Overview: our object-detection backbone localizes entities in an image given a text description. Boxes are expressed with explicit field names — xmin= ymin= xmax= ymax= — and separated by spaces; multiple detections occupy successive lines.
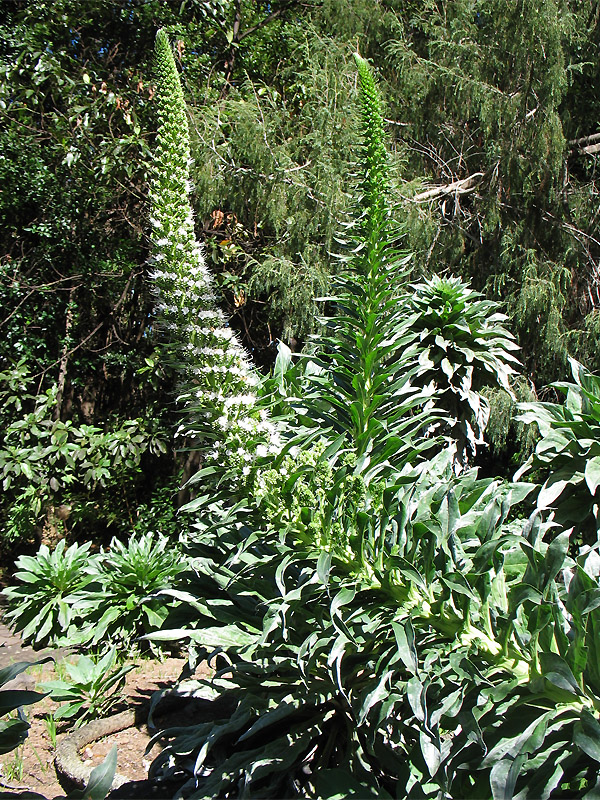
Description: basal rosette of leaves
xmin=517 ymin=357 xmax=600 ymax=548
xmin=73 ymin=530 xmax=186 ymax=652
xmin=407 ymin=275 xmax=520 ymax=465
xmin=2 ymin=540 xmax=99 ymax=648
xmin=148 ymin=459 xmax=600 ymax=799
xmin=3 ymin=532 xmax=185 ymax=653
xmin=149 ymin=29 xmax=280 ymax=478
xmin=40 ymin=648 xmax=133 ymax=726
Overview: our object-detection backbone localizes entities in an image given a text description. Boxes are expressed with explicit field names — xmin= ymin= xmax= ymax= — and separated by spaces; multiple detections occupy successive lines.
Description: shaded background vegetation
xmin=2 ymin=0 xmax=600 ymax=555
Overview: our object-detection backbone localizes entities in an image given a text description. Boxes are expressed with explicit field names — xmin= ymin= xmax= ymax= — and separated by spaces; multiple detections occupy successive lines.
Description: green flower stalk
xmin=148 ymin=29 xmax=280 ymax=473
xmin=354 ymin=53 xmax=388 ymax=239
xmin=306 ymin=54 xmax=433 ymax=473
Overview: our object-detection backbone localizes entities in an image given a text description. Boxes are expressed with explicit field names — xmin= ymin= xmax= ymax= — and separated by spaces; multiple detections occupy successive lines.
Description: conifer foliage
xmin=149 ymin=29 xmax=279 ymax=473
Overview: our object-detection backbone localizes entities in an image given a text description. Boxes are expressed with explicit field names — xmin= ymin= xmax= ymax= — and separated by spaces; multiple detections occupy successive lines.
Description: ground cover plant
xmin=139 ymin=30 xmax=600 ymax=800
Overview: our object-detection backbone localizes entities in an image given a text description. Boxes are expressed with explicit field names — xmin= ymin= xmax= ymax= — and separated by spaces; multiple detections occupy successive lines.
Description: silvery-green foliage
xmin=149 ymin=459 xmax=600 ymax=799
xmin=407 ymin=275 xmax=520 ymax=463
xmin=2 ymin=540 xmax=98 ymax=648
xmin=75 ymin=530 xmax=186 ymax=651
xmin=149 ymin=29 xmax=281 ymax=476
xmin=517 ymin=357 xmax=600 ymax=546
xmin=40 ymin=648 xmax=133 ymax=726
xmin=3 ymin=532 xmax=184 ymax=653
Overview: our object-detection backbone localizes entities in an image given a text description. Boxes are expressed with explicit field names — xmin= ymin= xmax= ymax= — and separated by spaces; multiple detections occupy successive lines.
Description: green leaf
xmin=490 ymin=755 xmax=526 ymax=800
xmin=358 ymin=669 xmax=393 ymax=725
xmin=407 ymin=676 xmax=426 ymax=722
xmin=419 ymin=730 xmax=441 ymax=776
xmin=0 ymin=717 xmax=30 ymax=755
xmin=585 ymin=456 xmax=600 ymax=495
xmin=442 ymin=573 xmax=477 ymax=600
xmin=147 ymin=625 xmax=256 ymax=650
xmin=314 ymin=767 xmax=390 ymax=798
xmin=0 ymin=690 xmax=47 ymax=716
xmin=317 ymin=551 xmax=332 ymax=585
xmin=143 ymin=603 xmax=166 ymax=628
xmin=392 ymin=621 xmax=418 ymax=674
xmin=539 ymin=652 xmax=582 ymax=696
xmin=574 ymin=710 xmax=600 ymax=762
xmin=538 ymin=474 xmax=575 ymax=507
xmin=68 ymin=744 xmax=118 ymax=799
xmin=543 ymin=531 xmax=570 ymax=586
xmin=0 ymin=658 xmax=51 ymax=689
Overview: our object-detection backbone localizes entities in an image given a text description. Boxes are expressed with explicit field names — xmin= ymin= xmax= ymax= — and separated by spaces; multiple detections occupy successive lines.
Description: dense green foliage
xmin=3 ymin=4 xmax=600 ymax=799
xmin=3 ymin=1 xmax=600 ymax=549
xmin=517 ymin=358 xmax=600 ymax=547
xmin=3 ymin=533 xmax=186 ymax=651
xmin=140 ymin=32 xmax=600 ymax=799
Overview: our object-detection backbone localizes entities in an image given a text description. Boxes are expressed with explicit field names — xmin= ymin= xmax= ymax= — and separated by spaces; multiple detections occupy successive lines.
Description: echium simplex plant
xmin=516 ymin=356 xmax=600 ymax=547
xmin=148 ymin=29 xmax=280 ymax=476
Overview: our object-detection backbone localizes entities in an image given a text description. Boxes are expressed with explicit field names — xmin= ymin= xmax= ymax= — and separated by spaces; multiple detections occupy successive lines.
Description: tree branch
xmin=237 ymin=1 xmax=299 ymax=42
xmin=412 ymin=172 xmax=485 ymax=202
xmin=569 ymin=132 xmax=600 ymax=155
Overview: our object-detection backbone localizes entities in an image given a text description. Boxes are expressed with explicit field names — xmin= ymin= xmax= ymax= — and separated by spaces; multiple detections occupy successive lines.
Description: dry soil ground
xmin=0 ymin=613 xmax=209 ymax=799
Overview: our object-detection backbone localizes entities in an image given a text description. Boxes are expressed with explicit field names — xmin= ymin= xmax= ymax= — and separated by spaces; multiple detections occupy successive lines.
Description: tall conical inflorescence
xmin=305 ymin=54 xmax=432 ymax=472
xmin=148 ymin=29 xmax=280 ymax=474
xmin=354 ymin=53 xmax=388 ymax=244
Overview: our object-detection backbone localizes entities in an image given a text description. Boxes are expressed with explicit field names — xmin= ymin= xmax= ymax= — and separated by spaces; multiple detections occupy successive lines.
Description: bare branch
xmin=569 ymin=132 xmax=600 ymax=148
xmin=412 ymin=172 xmax=485 ymax=202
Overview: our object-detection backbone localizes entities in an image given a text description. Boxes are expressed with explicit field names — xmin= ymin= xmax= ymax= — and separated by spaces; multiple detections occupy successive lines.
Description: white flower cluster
xmin=148 ymin=29 xmax=282 ymax=479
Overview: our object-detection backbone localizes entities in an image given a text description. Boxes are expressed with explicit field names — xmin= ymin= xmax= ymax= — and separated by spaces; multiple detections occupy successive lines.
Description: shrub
xmin=0 ymin=360 xmax=169 ymax=547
